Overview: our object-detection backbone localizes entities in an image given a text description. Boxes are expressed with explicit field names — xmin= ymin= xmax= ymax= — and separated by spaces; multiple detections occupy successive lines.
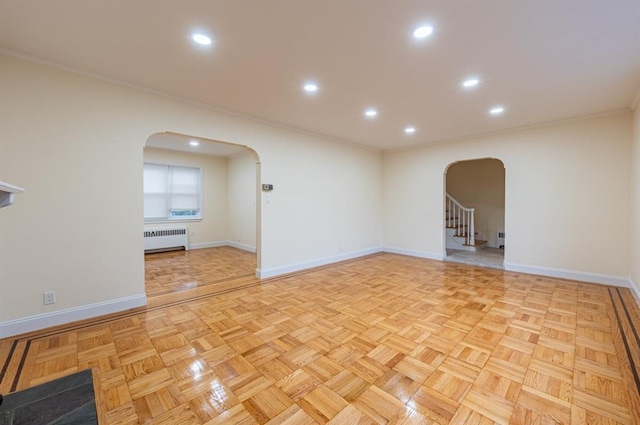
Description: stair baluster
xmin=446 ymin=193 xmax=475 ymax=246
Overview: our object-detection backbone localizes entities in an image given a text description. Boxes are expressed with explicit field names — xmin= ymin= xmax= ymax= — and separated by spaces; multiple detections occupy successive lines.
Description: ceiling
xmin=1 ymin=1 xmax=639 ymax=151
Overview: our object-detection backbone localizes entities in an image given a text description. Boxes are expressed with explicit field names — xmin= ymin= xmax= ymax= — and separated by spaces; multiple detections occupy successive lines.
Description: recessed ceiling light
xmin=191 ymin=33 xmax=212 ymax=46
xmin=462 ymin=78 xmax=479 ymax=88
xmin=413 ymin=25 xmax=433 ymax=39
xmin=404 ymin=126 xmax=416 ymax=134
xmin=364 ymin=109 xmax=378 ymax=118
xmin=189 ymin=140 xmax=200 ymax=147
xmin=303 ymin=82 xmax=318 ymax=93
xmin=489 ymin=106 xmax=505 ymax=115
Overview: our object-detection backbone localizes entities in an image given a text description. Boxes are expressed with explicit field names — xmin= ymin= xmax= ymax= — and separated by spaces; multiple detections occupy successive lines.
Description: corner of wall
xmin=630 ymin=278 xmax=640 ymax=308
xmin=256 ymin=246 xmax=383 ymax=279
xmin=382 ymin=246 xmax=444 ymax=261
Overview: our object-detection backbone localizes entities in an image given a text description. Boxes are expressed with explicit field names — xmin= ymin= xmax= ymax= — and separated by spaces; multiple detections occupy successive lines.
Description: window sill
xmin=144 ymin=218 xmax=203 ymax=224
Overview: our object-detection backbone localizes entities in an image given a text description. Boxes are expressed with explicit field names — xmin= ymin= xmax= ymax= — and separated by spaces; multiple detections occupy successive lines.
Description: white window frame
xmin=143 ymin=162 xmax=203 ymax=222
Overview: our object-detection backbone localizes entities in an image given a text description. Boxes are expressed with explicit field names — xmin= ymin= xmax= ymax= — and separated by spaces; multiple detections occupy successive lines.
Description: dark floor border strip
xmin=0 ymin=268 xmax=310 ymax=385
xmin=616 ymin=288 xmax=640 ymax=349
xmin=150 ymin=273 xmax=256 ymax=297
xmin=0 ymin=340 xmax=18 ymax=383
xmin=1 ymin=276 xmax=290 ymax=389
xmin=7 ymin=253 xmax=382 ymax=343
xmin=11 ymin=340 xmax=30 ymax=392
xmin=17 ymin=280 xmax=268 ymax=341
xmin=608 ymin=288 xmax=640 ymax=394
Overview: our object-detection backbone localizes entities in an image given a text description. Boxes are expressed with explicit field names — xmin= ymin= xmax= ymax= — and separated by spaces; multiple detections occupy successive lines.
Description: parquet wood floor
xmin=145 ymin=246 xmax=257 ymax=299
xmin=2 ymin=253 xmax=640 ymax=424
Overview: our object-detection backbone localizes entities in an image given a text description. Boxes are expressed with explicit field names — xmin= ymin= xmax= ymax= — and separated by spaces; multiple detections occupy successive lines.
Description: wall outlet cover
xmin=43 ymin=291 xmax=56 ymax=305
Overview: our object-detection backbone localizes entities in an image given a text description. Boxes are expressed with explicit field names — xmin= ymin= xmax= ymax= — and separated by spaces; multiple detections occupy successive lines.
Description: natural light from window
xmin=143 ymin=163 xmax=202 ymax=221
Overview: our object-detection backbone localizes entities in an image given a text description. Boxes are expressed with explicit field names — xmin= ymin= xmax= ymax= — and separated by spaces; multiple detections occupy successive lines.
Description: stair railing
xmin=446 ymin=193 xmax=475 ymax=245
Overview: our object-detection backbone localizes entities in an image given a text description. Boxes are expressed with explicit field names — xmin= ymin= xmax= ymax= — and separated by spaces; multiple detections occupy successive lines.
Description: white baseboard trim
xmin=226 ymin=241 xmax=257 ymax=253
xmin=189 ymin=241 xmax=227 ymax=250
xmin=0 ymin=293 xmax=147 ymax=339
xmin=382 ymin=246 xmax=444 ymax=261
xmin=628 ymin=278 xmax=640 ymax=307
xmin=257 ymin=247 xmax=383 ymax=279
xmin=504 ymin=261 xmax=631 ymax=288
xmin=189 ymin=241 xmax=256 ymax=253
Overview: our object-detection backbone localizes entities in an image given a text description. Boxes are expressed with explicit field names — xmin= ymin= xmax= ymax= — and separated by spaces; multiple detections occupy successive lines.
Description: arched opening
xmin=143 ymin=131 xmax=262 ymax=301
xmin=443 ymin=158 xmax=505 ymax=269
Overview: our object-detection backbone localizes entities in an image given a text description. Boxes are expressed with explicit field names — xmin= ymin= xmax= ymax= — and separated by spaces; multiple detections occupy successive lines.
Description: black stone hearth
xmin=0 ymin=369 xmax=97 ymax=425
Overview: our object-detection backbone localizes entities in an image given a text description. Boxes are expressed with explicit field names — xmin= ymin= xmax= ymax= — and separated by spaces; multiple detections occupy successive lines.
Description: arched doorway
xmin=142 ymin=132 xmax=262 ymax=301
xmin=444 ymin=158 xmax=505 ymax=269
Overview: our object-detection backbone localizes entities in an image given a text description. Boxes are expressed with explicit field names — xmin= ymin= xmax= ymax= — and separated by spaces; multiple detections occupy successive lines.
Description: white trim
xmin=628 ymin=278 xmax=640 ymax=307
xmin=0 ymin=181 xmax=24 ymax=209
xmin=0 ymin=181 xmax=24 ymax=193
xmin=189 ymin=241 xmax=228 ymax=250
xmin=0 ymin=293 xmax=147 ymax=339
xmin=256 ymin=247 xmax=383 ymax=279
xmin=382 ymin=246 xmax=444 ymax=261
xmin=504 ymin=261 xmax=631 ymax=287
xmin=188 ymin=241 xmax=256 ymax=252
xmin=226 ymin=241 xmax=257 ymax=253
xmin=386 ymin=109 xmax=630 ymax=152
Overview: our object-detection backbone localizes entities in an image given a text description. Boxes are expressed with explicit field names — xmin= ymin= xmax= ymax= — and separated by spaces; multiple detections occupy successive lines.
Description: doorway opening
xmin=143 ymin=132 xmax=262 ymax=304
xmin=443 ymin=158 xmax=505 ymax=269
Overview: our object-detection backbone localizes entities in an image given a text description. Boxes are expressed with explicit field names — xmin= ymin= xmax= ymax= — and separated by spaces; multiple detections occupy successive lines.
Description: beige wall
xmin=446 ymin=159 xmax=505 ymax=248
xmin=631 ymin=105 xmax=640 ymax=292
xmin=383 ymin=112 xmax=632 ymax=279
xmin=228 ymin=151 xmax=257 ymax=250
xmin=0 ymin=51 xmax=635 ymax=334
xmin=143 ymin=147 xmax=228 ymax=247
xmin=0 ymin=54 xmax=382 ymax=330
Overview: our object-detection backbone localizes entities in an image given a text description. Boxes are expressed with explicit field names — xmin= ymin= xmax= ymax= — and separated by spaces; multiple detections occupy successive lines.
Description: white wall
xmin=143 ymin=147 xmax=228 ymax=247
xmin=0 ymin=54 xmax=383 ymax=335
xmin=384 ymin=112 xmax=632 ymax=282
xmin=446 ymin=159 xmax=505 ymax=247
xmin=227 ymin=151 xmax=257 ymax=251
xmin=631 ymin=105 xmax=640 ymax=293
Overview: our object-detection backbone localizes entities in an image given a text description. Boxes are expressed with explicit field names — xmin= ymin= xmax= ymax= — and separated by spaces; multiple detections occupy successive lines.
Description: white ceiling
xmin=1 ymin=1 xmax=639 ymax=150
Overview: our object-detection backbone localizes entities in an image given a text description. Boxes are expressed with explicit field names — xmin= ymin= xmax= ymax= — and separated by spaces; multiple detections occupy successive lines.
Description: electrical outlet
xmin=43 ymin=290 xmax=56 ymax=305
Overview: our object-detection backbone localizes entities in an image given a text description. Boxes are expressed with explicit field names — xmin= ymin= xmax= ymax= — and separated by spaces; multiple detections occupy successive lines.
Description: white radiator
xmin=144 ymin=227 xmax=189 ymax=252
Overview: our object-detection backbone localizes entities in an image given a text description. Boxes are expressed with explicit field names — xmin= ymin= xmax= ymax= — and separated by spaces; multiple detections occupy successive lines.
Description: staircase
xmin=445 ymin=193 xmax=487 ymax=252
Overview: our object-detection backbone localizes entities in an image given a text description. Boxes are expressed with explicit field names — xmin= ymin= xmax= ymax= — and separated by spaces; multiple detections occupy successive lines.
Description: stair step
xmin=463 ymin=239 xmax=487 ymax=247
xmin=450 ymin=231 xmax=478 ymax=237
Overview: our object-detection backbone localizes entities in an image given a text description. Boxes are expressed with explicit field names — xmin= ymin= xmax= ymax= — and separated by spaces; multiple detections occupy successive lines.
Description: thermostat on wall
xmin=262 ymin=184 xmax=273 ymax=191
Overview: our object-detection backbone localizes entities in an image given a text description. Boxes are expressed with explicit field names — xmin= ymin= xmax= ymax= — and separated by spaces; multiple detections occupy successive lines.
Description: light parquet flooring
xmin=145 ymin=246 xmax=257 ymax=299
xmin=2 ymin=253 xmax=640 ymax=424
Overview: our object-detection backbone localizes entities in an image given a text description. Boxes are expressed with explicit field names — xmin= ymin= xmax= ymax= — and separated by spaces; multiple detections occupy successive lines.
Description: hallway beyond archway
xmin=444 ymin=158 xmax=505 ymax=269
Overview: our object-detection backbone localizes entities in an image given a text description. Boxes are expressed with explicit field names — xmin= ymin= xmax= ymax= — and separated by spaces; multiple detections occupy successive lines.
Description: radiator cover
xmin=144 ymin=227 xmax=189 ymax=252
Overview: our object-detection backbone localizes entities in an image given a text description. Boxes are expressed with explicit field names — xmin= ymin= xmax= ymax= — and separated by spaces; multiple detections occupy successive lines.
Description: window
xmin=144 ymin=163 xmax=202 ymax=221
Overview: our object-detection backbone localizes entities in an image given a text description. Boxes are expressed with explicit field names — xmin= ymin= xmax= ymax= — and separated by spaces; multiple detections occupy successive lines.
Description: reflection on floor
xmin=145 ymin=246 xmax=257 ymax=306
xmin=2 ymin=253 xmax=639 ymax=424
xmin=445 ymin=247 xmax=504 ymax=269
